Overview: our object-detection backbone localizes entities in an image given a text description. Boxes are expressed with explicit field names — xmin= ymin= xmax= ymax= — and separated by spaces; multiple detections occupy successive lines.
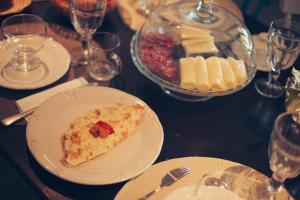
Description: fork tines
xmin=169 ymin=167 xmax=191 ymax=180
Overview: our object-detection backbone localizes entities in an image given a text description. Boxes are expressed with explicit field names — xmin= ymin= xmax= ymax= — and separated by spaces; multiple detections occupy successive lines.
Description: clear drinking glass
xmin=192 ymin=170 xmax=260 ymax=200
xmin=255 ymin=19 xmax=300 ymax=98
xmin=1 ymin=14 xmax=48 ymax=83
xmin=253 ymin=112 xmax=300 ymax=200
xmin=69 ymin=0 xmax=107 ymax=66
xmin=87 ymin=32 xmax=122 ymax=81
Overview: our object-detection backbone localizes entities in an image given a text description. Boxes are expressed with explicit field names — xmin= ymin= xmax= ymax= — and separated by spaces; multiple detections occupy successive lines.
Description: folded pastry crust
xmin=61 ymin=102 xmax=145 ymax=167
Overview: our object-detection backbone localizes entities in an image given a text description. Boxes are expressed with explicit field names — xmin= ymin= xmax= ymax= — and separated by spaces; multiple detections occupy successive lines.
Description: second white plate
xmin=0 ymin=37 xmax=70 ymax=90
xmin=26 ymin=86 xmax=164 ymax=185
xmin=115 ymin=157 xmax=292 ymax=200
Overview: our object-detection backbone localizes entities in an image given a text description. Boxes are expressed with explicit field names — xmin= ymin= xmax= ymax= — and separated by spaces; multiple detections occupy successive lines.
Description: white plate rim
xmin=26 ymin=86 xmax=164 ymax=185
xmin=0 ymin=37 xmax=70 ymax=90
xmin=114 ymin=156 xmax=291 ymax=200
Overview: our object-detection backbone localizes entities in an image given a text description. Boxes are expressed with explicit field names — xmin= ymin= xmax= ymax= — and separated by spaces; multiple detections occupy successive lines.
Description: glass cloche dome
xmin=131 ymin=0 xmax=256 ymax=102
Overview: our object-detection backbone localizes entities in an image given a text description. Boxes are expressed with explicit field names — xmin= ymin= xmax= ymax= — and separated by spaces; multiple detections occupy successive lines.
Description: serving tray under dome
xmin=131 ymin=0 xmax=256 ymax=102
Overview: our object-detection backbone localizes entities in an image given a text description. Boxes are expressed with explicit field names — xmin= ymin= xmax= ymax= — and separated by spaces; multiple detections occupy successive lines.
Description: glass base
xmin=162 ymin=88 xmax=212 ymax=102
xmin=255 ymin=79 xmax=284 ymax=98
xmin=251 ymin=180 xmax=290 ymax=200
xmin=1 ymin=58 xmax=48 ymax=83
xmin=70 ymin=46 xmax=89 ymax=66
xmin=88 ymin=60 xmax=117 ymax=82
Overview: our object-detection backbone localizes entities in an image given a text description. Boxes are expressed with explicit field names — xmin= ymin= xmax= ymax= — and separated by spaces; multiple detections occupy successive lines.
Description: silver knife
xmin=1 ymin=108 xmax=36 ymax=126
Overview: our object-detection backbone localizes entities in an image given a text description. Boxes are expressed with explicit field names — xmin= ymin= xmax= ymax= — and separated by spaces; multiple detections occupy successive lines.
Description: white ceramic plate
xmin=115 ymin=157 xmax=292 ymax=200
xmin=26 ymin=86 xmax=164 ymax=185
xmin=164 ymin=185 xmax=244 ymax=200
xmin=0 ymin=37 xmax=70 ymax=90
xmin=115 ymin=157 xmax=240 ymax=200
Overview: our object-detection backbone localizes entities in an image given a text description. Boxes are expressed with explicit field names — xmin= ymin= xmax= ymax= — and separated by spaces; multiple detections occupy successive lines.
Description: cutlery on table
xmin=1 ymin=108 xmax=35 ymax=126
xmin=138 ymin=167 xmax=191 ymax=200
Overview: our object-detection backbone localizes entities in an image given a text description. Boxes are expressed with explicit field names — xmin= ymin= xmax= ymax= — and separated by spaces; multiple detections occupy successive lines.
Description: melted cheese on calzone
xmin=61 ymin=102 xmax=145 ymax=167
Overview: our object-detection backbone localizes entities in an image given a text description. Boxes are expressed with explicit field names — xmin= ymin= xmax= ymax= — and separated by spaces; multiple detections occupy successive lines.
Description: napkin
xmin=16 ymin=77 xmax=88 ymax=114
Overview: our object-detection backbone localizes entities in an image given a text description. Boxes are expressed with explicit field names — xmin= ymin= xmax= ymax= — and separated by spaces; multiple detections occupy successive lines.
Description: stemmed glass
xmin=1 ymin=14 xmax=48 ymax=83
xmin=69 ymin=0 xmax=107 ymax=66
xmin=255 ymin=19 xmax=300 ymax=98
xmin=253 ymin=111 xmax=300 ymax=200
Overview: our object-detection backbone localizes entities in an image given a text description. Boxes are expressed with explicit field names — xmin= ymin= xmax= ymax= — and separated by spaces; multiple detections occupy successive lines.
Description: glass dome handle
xmin=189 ymin=0 xmax=218 ymax=24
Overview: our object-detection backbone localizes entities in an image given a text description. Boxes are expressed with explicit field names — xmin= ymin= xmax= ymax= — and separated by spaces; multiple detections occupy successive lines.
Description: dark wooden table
xmin=0 ymin=2 xmax=299 ymax=200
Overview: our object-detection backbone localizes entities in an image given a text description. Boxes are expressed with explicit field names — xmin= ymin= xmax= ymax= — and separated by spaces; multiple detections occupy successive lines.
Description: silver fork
xmin=138 ymin=167 xmax=191 ymax=200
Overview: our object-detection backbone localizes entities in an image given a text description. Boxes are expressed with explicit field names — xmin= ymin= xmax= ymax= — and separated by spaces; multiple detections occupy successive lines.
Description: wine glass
xmin=255 ymin=19 xmax=300 ymax=98
xmin=1 ymin=14 xmax=48 ymax=83
xmin=253 ymin=111 xmax=300 ymax=200
xmin=69 ymin=0 xmax=107 ymax=66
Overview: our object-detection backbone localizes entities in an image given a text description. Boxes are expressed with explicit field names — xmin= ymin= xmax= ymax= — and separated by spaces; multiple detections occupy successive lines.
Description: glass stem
xmin=267 ymin=66 xmax=281 ymax=86
xmin=16 ymin=55 xmax=28 ymax=72
xmin=16 ymin=52 xmax=34 ymax=72
xmin=267 ymin=173 xmax=285 ymax=193
xmin=81 ymin=37 xmax=91 ymax=66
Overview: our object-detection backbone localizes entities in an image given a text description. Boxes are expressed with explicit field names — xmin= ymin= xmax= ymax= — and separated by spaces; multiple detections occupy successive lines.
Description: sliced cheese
xmin=180 ymin=31 xmax=212 ymax=40
xmin=195 ymin=56 xmax=210 ymax=90
xmin=180 ymin=25 xmax=211 ymax=35
xmin=179 ymin=57 xmax=197 ymax=90
xmin=181 ymin=36 xmax=215 ymax=45
xmin=206 ymin=57 xmax=225 ymax=91
xmin=227 ymin=57 xmax=247 ymax=85
xmin=183 ymin=41 xmax=219 ymax=56
xmin=219 ymin=58 xmax=237 ymax=89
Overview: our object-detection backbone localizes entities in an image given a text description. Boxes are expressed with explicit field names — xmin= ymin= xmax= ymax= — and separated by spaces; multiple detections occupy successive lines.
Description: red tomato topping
xmin=89 ymin=120 xmax=114 ymax=138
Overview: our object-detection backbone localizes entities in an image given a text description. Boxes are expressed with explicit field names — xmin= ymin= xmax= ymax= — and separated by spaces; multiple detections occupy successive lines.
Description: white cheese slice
xmin=179 ymin=25 xmax=211 ymax=39
xmin=227 ymin=57 xmax=247 ymax=85
xmin=180 ymin=25 xmax=211 ymax=34
xmin=195 ymin=56 xmax=210 ymax=90
xmin=219 ymin=58 xmax=237 ymax=89
xmin=182 ymin=36 xmax=215 ymax=45
xmin=183 ymin=41 xmax=219 ymax=56
xmin=180 ymin=32 xmax=212 ymax=40
xmin=179 ymin=57 xmax=197 ymax=90
xmin=206 ymin=56 xmax=225 ymax=91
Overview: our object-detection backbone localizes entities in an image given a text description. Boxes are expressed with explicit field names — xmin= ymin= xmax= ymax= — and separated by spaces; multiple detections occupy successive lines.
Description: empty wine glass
xmin=255 ymin=19 xmax=300 ymax=98
xmin=253 ymin=111 xmax=300 ymax=200
xmin=1 ymin=14 xmax=48 ymax=83
xmin=69 ymin=0 xmax=107 ymax=66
